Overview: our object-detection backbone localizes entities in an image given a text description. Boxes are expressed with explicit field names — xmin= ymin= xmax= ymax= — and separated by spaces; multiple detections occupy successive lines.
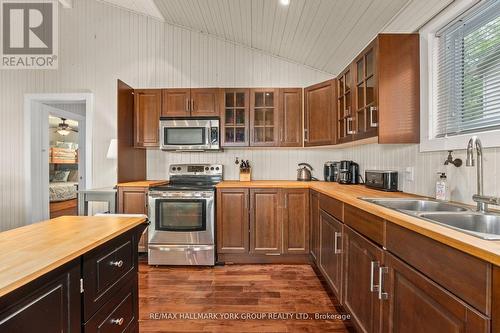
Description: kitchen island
xmin=0 ymin=215 xmax=147 ymax=332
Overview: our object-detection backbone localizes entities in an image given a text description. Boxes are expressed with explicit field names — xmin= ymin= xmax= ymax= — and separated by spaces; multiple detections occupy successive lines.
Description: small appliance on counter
xmin=365 ymin=170 xmax=399 ymax=191
xmin=324 ymin=161 xmax=340 ymax=182
xmin=297 ymin=163 xmax=317 ymax=181
xmin=338 ymin=160 xmax=360 ymax=184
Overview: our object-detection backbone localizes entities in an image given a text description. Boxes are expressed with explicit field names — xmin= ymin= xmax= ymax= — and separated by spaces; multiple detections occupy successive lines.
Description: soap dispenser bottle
xmin=435 ymin=172 xmax=450 ymax=201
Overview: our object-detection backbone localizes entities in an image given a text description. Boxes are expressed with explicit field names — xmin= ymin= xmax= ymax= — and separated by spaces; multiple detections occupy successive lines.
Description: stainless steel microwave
xmin=160 ymin=117 xmax=220 ymax=151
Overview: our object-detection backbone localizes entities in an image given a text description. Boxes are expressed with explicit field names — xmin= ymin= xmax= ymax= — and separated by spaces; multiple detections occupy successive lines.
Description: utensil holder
xmin=239 ymin=168 xmax=251 ymax=182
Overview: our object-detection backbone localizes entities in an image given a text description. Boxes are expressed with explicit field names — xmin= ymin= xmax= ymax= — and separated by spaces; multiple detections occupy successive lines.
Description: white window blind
xmin=434 ymin=0 xmax=500 ymax=138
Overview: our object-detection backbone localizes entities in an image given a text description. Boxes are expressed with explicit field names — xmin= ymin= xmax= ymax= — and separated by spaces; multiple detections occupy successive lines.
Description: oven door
xmin=148 ymin=191 xmax=214 ymax=245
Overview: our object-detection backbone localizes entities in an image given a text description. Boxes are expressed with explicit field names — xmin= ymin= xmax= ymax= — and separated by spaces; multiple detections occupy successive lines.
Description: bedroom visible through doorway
xmin=48 ymin=114 xmax=80 ymax=218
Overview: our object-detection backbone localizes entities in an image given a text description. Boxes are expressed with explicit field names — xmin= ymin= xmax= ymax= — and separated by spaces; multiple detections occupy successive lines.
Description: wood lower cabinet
xmin=279 ymin=88 xmax=303 ymax=147
xmin=282 ymin=189 xmax=309 ymax=254
xmin=117 ymin=186 xmax=148 ymax=252
xmin=304 ymin=80 xmax=336 ymax=146
xmin=134 ymin=89 xmax=161 ymax=148
xmin=319 ymin=210 xmax=343 ymax=300
xmin=381 ymin=253 xmax=489 ymax=333
xmin=310 ymin=191 xmax=320 ymax=260
xmin=216 ymin=188 xmax=249 ymax=254
xmin=250 ymin=189 xmax=281 ymax=254
xmin=343 ymin=225 xmax=383 ymax=333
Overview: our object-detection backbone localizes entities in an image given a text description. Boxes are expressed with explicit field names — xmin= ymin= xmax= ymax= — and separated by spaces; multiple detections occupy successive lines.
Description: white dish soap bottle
xmin=435 ymin=172 xmax=450 ymax=201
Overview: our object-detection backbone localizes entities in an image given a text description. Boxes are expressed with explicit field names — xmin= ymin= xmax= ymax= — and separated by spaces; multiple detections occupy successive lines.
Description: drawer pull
xmin=111 ymin=317 xmax=124 ymax=326
xmin=110 ymin=260 xmax=124 ymax=268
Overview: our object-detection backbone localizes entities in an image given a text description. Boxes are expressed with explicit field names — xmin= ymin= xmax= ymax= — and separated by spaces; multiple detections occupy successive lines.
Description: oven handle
xmin=149 ymin=192 xmax=214 ymax=199
xmin=149 ymin=245 xmax=214 ymax=252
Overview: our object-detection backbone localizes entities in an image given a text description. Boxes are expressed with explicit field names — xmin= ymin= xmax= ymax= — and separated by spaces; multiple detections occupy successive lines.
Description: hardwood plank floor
xmin=139 ymin=260 xmax=354 ymax=332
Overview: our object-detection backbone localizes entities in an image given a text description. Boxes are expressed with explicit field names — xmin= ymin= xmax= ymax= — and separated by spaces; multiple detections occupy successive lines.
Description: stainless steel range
xmin=148 ymin=164 xmax=222 ymax=266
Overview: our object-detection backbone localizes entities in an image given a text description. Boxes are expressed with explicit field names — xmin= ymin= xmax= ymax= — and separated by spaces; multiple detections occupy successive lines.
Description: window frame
xmin=420 ymin=0 xmax=500 ymax=152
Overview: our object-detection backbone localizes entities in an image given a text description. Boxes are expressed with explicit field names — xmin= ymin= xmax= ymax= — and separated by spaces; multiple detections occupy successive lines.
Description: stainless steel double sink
xmin=361 ymin=198 xmax=500 ymax=240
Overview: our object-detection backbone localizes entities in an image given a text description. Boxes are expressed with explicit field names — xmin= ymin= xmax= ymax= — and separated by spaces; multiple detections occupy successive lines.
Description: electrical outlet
xmin=405 ymin=167 xmax=415 ymax=182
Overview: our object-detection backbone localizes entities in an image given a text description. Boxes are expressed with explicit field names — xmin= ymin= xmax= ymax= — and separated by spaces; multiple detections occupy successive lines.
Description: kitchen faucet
xmin=465 ymin=136 xmax=500 ymax=212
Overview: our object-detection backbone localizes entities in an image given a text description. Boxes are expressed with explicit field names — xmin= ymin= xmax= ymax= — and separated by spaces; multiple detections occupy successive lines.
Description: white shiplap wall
xmin=0 ymin=0 xmax=329 ymax=231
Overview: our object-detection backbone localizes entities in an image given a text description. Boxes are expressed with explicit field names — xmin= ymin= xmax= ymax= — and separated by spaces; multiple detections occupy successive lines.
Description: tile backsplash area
xmin=147 ymin=144 xmax=499 ymax=205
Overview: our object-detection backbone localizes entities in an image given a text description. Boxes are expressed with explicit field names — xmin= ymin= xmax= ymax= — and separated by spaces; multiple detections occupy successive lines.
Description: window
xmin=433 ymin=0 xmax=500 ymax=139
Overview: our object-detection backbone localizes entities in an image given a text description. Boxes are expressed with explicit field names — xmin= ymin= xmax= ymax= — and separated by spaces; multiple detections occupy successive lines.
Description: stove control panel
xmin=169 ymin=164 xmax=223 ymax=176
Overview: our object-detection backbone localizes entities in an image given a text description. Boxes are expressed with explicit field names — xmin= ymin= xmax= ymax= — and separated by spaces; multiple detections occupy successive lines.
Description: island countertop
xmin=216 ymin=180 xmax=500 ymax=266
xmin=0 ymin=215 xmax=147 ymax=298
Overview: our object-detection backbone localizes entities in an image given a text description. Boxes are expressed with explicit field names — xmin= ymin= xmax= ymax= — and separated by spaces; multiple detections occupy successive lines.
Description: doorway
xmin=24 ymin=93 xmax=94 ymax=223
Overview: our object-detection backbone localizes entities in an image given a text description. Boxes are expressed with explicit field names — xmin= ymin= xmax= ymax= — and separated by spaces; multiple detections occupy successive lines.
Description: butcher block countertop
xmin=116 ymin=180 xmax=168 ymax=187
xmin=0 ymin=215 xmax=147 ymax=298
xmin=217 ymin=180 xmax=500 ymax=266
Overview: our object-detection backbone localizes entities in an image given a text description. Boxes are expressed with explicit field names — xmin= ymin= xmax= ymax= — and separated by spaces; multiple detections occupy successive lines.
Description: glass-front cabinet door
xmin=250 ymin=89 xmax=279 ymax=146
xmin=221 ymin=89 xmax=249 ymax=147
xmin=354 ymin=43 xmax=378 ymax=139
xmin=337 ymin=66 xmax=354 ymax=143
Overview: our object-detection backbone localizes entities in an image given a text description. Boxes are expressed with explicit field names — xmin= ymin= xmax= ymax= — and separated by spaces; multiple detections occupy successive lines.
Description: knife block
xmin=239 ymin=168 xmax=251 ymax=182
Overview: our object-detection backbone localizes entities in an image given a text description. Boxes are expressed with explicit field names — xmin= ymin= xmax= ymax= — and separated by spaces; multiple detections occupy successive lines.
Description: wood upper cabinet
xmin=343 ymin=34 xmax=419 ymax=144
xmin=310 ymin=191 xmax=320 ymax=260
xmin=319 ymin=210 xmax=343 ymax=300
xmin=221 ymin=88 xmax=250 ymax=147
xmin=190 ymin=88 xmax=219 ymax=116
xmin=336 ymin=66 xmax=354 ymax=144
xmin=250 ymin=188 xmax=281 ymax=254
xmin=162 ymin=89 xmax=190 ymax=117
xmin=134 ymin=89 xmax=161 ymax=148
xmin=279 ymin=88 xmax=303 ymax=147
xmin=343 ymin=225 xmax=383 ymax=333
xmin=353 ymin=41 xmax=378 ymax=140
xmin=250 ymin=89 xmax=280 ymax=147
xmin=282 ymin=189 xmax=309 ymax=254
xmin=304 ymin=79 xmax=336 ymax=146
xmin=216 ymin=189 xmax=249 ymax=254
xmin=381 ymin=253 xmax=489 ymax=333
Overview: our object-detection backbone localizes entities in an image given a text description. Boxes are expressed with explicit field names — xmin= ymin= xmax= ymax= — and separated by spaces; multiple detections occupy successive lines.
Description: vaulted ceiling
xmin=98 ymin=0 xmax=453 ymax=74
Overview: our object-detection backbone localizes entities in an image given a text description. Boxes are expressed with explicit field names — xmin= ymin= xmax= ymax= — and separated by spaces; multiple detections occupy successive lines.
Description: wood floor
xmin=138 ymin=260 xmax=353 ymax=333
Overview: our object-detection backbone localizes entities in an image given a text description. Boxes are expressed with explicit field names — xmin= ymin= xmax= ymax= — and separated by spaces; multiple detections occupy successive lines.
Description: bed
xmin=49 ymin=170 xmax=79 ymax=218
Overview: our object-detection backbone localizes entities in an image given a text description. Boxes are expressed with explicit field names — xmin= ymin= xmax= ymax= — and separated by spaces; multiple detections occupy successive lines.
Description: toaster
xmin=365 ymin=170 xmax=398 ymax=191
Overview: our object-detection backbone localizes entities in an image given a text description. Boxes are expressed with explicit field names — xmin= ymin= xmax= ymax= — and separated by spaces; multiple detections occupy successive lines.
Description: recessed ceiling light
xmin=280 ymin=0 xmax=290 ymax=6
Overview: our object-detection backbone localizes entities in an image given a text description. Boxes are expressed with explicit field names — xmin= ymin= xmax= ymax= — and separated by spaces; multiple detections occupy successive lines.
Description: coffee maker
xmin=338 ymin=161 xmax=360 ymax=184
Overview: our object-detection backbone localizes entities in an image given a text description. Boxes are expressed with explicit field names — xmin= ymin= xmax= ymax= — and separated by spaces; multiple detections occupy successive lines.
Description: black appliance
xmin=365 ymin=170 xmax=398 ymax=191
xmin=324 ymin=161 xmax=340 ymax=182
xmin=338 ymin=161 xmax=360 ymax=184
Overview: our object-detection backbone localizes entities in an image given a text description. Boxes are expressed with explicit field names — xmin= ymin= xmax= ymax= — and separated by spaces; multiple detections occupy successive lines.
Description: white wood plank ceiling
xmin=152 ymin=0 xmax=403 ymax=74
xmin=98 ymin=0 xmax=453 ymax=74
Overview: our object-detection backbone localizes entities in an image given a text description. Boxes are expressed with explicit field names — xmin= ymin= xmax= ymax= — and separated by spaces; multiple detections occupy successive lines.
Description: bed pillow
xmin=68 ymin=170 xmax=79 ymax=182
xmin=52 ymin=170 xmax=70 ymax=182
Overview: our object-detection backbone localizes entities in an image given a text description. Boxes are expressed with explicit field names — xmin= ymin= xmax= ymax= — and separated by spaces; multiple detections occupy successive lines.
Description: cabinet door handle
xmin=110 ymin=260 xmax=124 ymax=268
xmin=186 ymin=99 xmax=190 ymax=113
xmin=370 ymin=261 xmax=380 ymax=292
xmin=304 ymin=128 xmax=309 ymax=142
xmin=191 ymin=99 xmax=195 ymax=112
xmin=347 ymin=117 xmax=354 ymax=135
xmin=378 ymin=266 xmax=389 ymax=300
xmin=111 ymin=318 xmax=124 ymax=326
xmin=370 ymin=106 xmax=378 ymax=127
xmin=280 ymin=128 xmax=283 ymax=142
xmin=334 ymin=232 xmax=342 ymax=254
xmin=265 ymin=253 xmax=280 ymax=256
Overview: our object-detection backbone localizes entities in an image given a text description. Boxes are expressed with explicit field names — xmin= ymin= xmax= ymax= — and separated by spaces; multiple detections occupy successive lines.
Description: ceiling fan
xmin=55 ymin=118 xmax=78 ymax=136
